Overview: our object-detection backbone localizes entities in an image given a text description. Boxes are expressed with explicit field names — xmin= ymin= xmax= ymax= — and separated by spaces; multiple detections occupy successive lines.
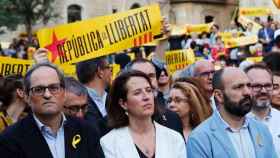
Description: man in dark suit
xmin=0 ymin=63 xmax=104 ymax=158
xmin=76 ymin=57 xmax=112 ymax=136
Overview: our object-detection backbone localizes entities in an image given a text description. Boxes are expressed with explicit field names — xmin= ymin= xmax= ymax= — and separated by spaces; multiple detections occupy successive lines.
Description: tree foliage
xmin=0 ymin=0 xmax=58 ymax=42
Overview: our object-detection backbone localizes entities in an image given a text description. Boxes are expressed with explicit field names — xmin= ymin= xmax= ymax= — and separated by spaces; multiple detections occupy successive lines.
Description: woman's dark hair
xmin=0 ymin=74 xmax=24 ymax=112
xmin=107 ymin=70 xmax=158 ymax=129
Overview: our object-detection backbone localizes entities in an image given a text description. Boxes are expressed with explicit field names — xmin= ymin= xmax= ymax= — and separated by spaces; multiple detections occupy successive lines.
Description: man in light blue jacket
xmin=187 ymin=67 xmax=277 ymax=158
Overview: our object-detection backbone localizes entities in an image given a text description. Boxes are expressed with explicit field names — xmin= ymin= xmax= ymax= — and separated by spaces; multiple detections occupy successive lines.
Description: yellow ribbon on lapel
xmin=72 ymin=134 xmax=81 ymax=149
xmin=256 ymin=133 xmax=263 ymax=147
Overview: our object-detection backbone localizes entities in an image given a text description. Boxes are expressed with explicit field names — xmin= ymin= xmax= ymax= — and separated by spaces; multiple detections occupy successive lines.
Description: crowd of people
xmin=0 ymin=15 xmax=280 ymax=158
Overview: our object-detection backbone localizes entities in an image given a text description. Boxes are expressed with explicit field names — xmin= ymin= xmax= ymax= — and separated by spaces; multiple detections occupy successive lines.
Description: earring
xmin=125 ymin=111 xmax=128 ymax=116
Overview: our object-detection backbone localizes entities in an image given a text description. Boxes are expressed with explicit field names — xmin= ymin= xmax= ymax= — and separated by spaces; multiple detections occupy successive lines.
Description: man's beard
xmin=254 ymin=99 xmax=271 ymax=110
xmin=223 ymin=93 xmax=252 ymax=117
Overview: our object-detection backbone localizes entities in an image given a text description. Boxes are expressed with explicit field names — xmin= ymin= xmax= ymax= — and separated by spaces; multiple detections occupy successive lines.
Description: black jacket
xmin=0 ymin=114 xmax=104 ymax=158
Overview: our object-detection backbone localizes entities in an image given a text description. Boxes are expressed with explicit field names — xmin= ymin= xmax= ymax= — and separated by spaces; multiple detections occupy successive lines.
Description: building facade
xmin=1 ymin=0 xmax=279 ymax=42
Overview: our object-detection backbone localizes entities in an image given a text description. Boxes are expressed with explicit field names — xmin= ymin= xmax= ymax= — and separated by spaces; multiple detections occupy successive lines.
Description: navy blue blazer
xmin=0 ymin=114 xmax=104 ymax=158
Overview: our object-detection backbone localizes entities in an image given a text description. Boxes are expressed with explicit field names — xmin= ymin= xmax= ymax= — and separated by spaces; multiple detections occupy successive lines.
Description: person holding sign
xmin=101 ymin=70 xmax=186 ymax=158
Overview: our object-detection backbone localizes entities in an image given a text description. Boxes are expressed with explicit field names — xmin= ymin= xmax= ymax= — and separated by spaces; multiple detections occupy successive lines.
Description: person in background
xmin=0 ymin=74 xmax=27 ymax=132
xmin=63 ymin=77 xmax=88 ymax=119
xmin=101 ymin=70 xmax=186 ymax=158
xmin=76 ymin=57 xmax=112 ymax=136
xmin=168 ymin=77 xmax=212 ymax=143
xmin=245 ymin=64 xmax=280 ymax=157
xmin=187 ymin=67 xmax=277 ymax=158
xmin=272 ymin=72 xmax=280 ymax=110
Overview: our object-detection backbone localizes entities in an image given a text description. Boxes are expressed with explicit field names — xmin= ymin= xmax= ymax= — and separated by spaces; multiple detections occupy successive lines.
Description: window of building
xmin=67 ymin=4 xmax=82 ymax=23
xmin=130 ymin=3 xmax=141 ymax=9
xmin=205 ymin=15 xmax=214 ymax=23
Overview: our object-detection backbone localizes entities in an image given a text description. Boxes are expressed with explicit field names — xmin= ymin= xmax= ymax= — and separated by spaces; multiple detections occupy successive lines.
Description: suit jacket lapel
xmin=21 ymin=115 xmax=53 ymax=158
xmin=117 ymin=127 xmax=140 ymax=158
xmin=210 ymin=112 xmax=238 ymax=158
xmin=248 ymin=120 xmax=264 ymax=158
xmin=64 ymin=118 xmax=82 ymax=158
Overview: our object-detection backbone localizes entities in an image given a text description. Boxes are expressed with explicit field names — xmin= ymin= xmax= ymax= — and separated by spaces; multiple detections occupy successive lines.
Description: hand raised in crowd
xmin=33 ymin=48 xmax=50 ymax=64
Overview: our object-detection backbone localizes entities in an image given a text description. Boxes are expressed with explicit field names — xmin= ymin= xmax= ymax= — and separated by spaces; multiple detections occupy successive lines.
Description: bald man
xmin=187 ymin=67 xmax=277 ymax=158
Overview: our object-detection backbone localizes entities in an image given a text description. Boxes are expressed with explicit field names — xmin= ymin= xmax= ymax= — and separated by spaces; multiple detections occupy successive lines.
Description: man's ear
xmin=213 ymin=89 xmax=224 ymax=105
xmin=96 ymin=67 xmax=104 ymax=79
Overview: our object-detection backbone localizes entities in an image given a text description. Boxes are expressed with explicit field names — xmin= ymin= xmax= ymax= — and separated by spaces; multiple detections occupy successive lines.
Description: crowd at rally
xmin=1 ymin=14 xmax=280 ymax=158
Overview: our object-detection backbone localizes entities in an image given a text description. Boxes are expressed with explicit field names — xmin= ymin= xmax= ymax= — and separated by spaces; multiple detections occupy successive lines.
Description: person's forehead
xmin=223 ymin=68 xmax=249 ymax=87
xmin=247 ymin=69 xmax=271 ymax=83
xmin=126 ymin=77 xmax=150 ymax=90
xmin=65 ymin=92 xmax=87 ymax=105
xmin=30 ymin=66 xmax=60 ymax=86
xmin=131 ymin=62 xmax=155 ymax=74
xmin=273 ymin=75 xmax=280 ymax=83
xmin=195 ymin=61 xmax=214 ymax=72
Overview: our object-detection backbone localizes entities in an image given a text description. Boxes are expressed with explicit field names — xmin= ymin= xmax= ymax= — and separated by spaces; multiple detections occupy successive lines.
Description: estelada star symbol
xmin=44 ymin=31 xmax=67 ymax=62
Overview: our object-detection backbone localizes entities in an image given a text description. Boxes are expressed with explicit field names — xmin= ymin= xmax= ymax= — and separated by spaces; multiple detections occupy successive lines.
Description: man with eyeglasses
xmin=187 ymin=67 xmax=277 ymax=158
xmin=64 ymin=77 xmax=88 ymax=119
xmin=0 ymin=63 xmax=104 ymax=158
xmin=245 ymin=64 xmax=280 ymax=157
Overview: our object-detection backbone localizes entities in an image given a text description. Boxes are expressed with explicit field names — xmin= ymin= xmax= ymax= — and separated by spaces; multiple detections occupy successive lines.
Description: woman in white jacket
xmin=100 ymin=70 xmax=186 ymax=158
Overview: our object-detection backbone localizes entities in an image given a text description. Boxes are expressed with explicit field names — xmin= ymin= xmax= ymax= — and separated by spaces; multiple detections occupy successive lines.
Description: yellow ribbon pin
xmin=72 ymin=134 xmax=81 ymax=149
xmin=256 ymin=134 xmax=263 ymax=147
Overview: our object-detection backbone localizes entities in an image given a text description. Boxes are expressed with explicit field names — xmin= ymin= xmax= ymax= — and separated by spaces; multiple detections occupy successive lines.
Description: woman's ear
xmin=16 ymin=89 xmax=25 ymax=99
xmin=118 ymin=99 xmax=127 ymax=110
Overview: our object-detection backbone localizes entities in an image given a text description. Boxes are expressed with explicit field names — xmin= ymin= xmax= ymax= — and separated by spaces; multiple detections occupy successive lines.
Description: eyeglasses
xmin=64 ymin=104 xmax=88 ymax=113
xmin=29 ymin=83 xmax=63 ymax=96
xmin=197 ymin=70 xmax=215 ymax=78
xmin=251 ymin=83 xmax=273 ymax=92
xmin=167 ymin=97 xmax=188 ymax=104
xmin=273 ymin=83 xmax=280 ymax=90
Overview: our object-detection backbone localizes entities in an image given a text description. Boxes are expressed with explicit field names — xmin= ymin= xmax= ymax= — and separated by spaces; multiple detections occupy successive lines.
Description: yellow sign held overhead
xmin=37 ymin=4 xmax=162 ymax=65
xmin=0 ymin=57 xmax=33 ymax=76
xmin=223 ymin=35 xmax=258 ymax=48
xmin=165 ymin=49 xmax=195 ymax=74
xmin=239 ymin=7 xmax=272 ymax=16
xmin=186 ymin=22 xmax=214 ymax=34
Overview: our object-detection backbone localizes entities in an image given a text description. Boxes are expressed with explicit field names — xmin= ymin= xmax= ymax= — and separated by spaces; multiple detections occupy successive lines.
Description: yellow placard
xmin=170 ymin=25 xmax=186 ymax=36
xmin=246 ymin=57 xmax=263 ymax=63
xmin=112 ymin=64 xmax=120 ymax=80
xmin=0 ymin=56 xmax=33 ymax=76
xmin=238 ymin=16 xmax=262 ymax=34
xmin=59 ymin=64 xmax=77 ymax=78
xmin=186 ymin=22 xmax=214 ymax=34
xmin=239 ymin=7 xmax=271 ymax=16
xmin=37 ymin=4 xmax=162 ymax=65
xmin=164 ymin=49 xmax=195 ymax=74
xmin=223 ymin=35 xmax=258 ymax=48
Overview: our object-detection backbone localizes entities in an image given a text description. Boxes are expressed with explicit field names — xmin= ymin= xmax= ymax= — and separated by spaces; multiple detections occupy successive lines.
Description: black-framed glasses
xmin=167 ymin=97 xmax=188 ymax=104
xmin=64 ymin=104 xmax=88 ymax=114
xmin=251 ymin=83 xmax=273 ymax=92
xmin=29 ymin=83 xmax=63 ymax=96
xmin=197 ymin=70 xmax=215 ymax=78
xmin=273 ymin=83 xmax=280 ymax=90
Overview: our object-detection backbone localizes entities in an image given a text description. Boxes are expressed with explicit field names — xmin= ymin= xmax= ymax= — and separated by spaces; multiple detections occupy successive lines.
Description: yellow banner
xmin=186 ymin=22 xmax=214 ymax=34
xmin=37 ymin=4 xmax=162 ymax=65
xmin=170 ymin=25 xmax=186 ymax=36
xmin=0 ymin=56 xmax=76 ymax=77
xmin=246 ymin=57 xmax=263 ymax=63
xmin=238 ymin=16 xmax=262 ymax=34
xmin=0 ymin=57 xmax=33 ymax=76
xmin=223 ymin=35 xmax=258 ymax=48
xmin=239 ymin=7 xmax=272 ymax=16
xmin=164 ymin=49 xmax=195 ymax=74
